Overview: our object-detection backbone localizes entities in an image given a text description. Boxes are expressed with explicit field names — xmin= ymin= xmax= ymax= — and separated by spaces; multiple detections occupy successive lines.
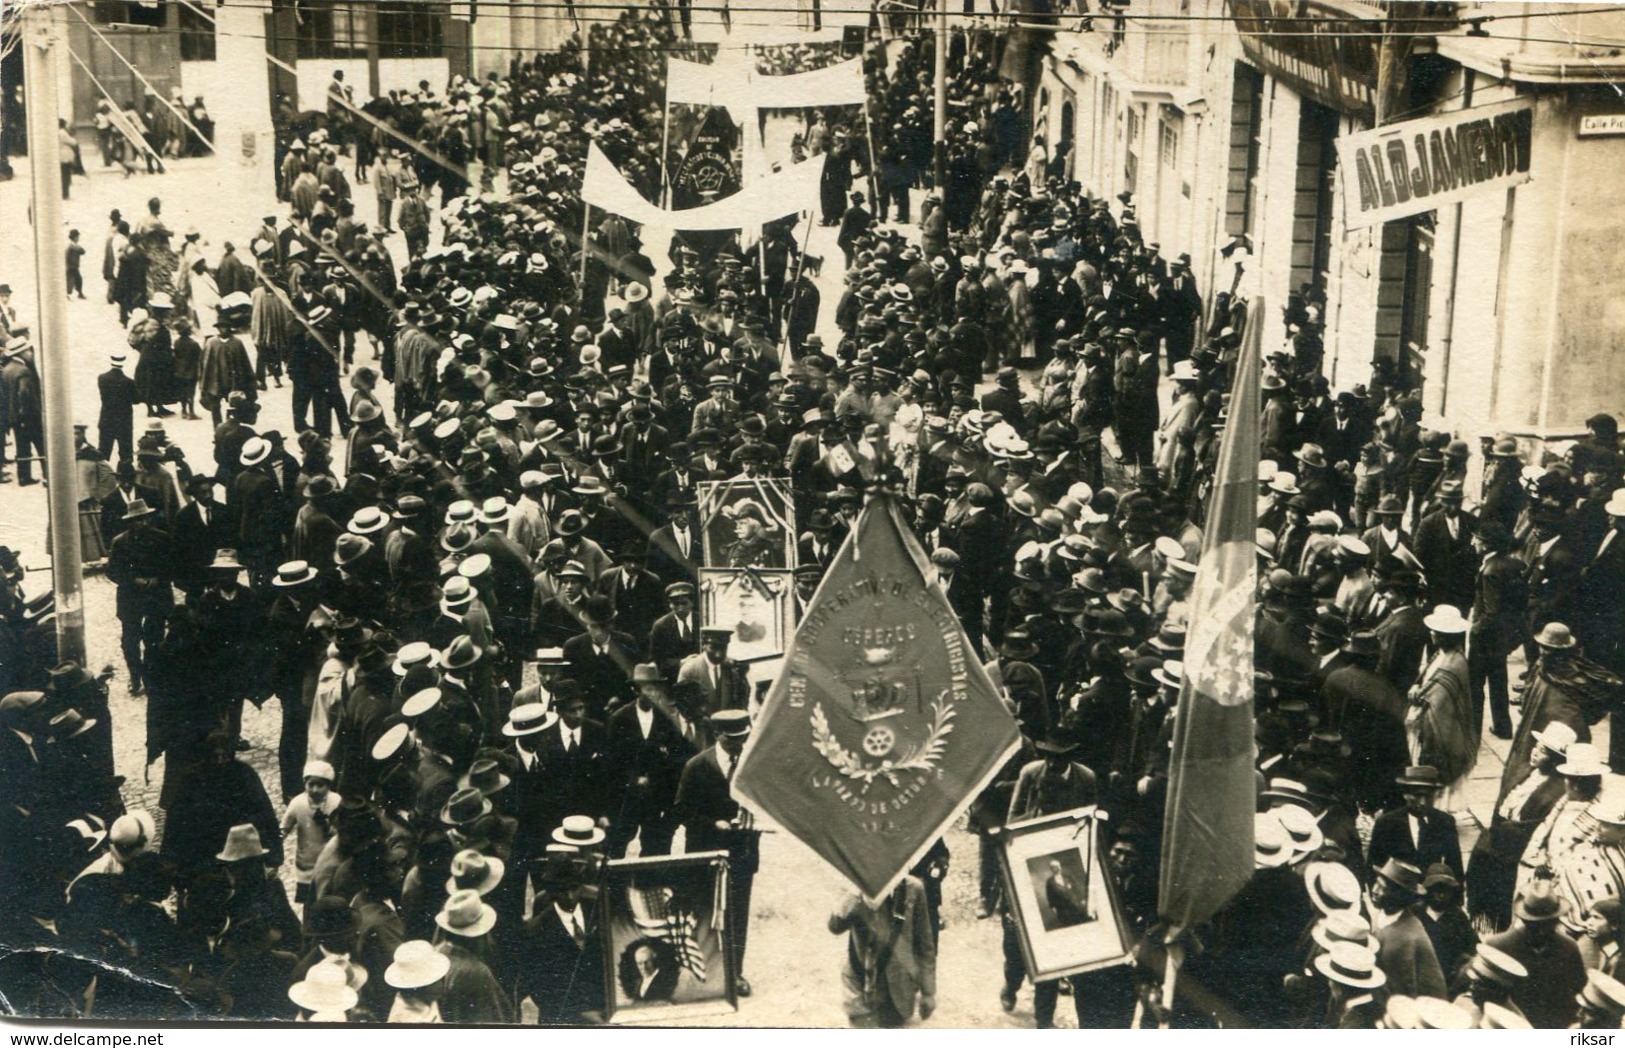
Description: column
xmin=211 ymin=0 xmax=276 ymax=198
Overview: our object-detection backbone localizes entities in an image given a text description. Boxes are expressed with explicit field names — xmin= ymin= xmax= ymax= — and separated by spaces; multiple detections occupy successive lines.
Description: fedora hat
xmin=288 ymin=962 xmax=359 ymax=1015
xmin=1531 ymin=720 xmax=1578 ymax=756
xmin=441 ymin=786 xmax=492 ymax=827
xmin=109 ymin=810 xmax=156 ymax=856
xmin=1535 ymin=622 xmax=1578 ymax=649
xmin=551 ymin=814 xmax=606 ymax=848
xmin=631 ymin=663 xmax=664 ymax=686
xmin=435 ymin=888 xmax=497 ymax=938
xmin=1267 ymin=471 xmax=1299 ymax=495
xmin=503 ymin=702 xmax=557 ymax=738
xmin=447 ymin=848 xmax=506 ymax=896
xmin=1558 ymin=742 xmax=1609 ymax=777
xmin=121 ymin=498 xmax=158 ymax=521
xmin=1374 ymin=857 xmax=1425 ymax=896
xmin=999 ymin=630 xmax=1040 ymax=661
xmin=1395 ymin=765 xmax=1441 ymax=789
xmin=385 ymin=940 xmax=451 ymax=990
xmin=216 ymin=823 xmax=268 ymax=863
xmin=442 ymin=635 xmax=483 ymax=671
xmin=1513 ymin=879 xmax=1567 ymax=922
xmin=303 ymin=894 xmax=359 ymax=941
xmin=1294 ymin=443 xmax=1328 ymax=469
xmin=1422 ymin=604 xmax=1469 ymax=634
xmin=1314 ymin=944 xmax=1387 ymax=989
xmin=458 ymin=758 xmax=510 ymax=796
xmin=1342 ymin=630 xmax=1381 ymax=658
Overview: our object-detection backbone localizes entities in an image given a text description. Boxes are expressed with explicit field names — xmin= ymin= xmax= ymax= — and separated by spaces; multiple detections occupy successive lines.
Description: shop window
xmin=1225 ymin=63 xmax=1263 ymax=240
xmin=295 ymin=0 xmax=366 ymax=59
xmin=178 ymin=3 xmax=216 ymax=62
xmin=92 ymin=2 xmax=166 ymax=27
xmin=378 ymin=3 xmax=445 ymax=60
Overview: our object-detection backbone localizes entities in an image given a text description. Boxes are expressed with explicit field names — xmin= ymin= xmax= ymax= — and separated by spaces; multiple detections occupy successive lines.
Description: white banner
xmin=1336 ymin=99 xmax=1535 ymax=229
xmin=665 ymin=56 xmax=867 ymax=110
xmin=582 ymin=143 xmax=822 ymax=230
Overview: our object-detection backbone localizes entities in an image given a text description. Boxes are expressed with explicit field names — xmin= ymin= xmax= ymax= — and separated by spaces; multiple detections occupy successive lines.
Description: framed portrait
xmin=996 ymin=807 xmax=1134 ymax=982
xmin=697 ymin=568 xmax=793 ymax=663
xmin=699 ymin=478 xmax=796 ymax=570
xmin=601 ymin=851 xmax=737 ymax=1024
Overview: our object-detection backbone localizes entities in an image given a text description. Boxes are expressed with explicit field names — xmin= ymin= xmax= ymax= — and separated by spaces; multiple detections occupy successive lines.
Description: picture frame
xmin=697 ymin=568 xmax=793 ymax=663
xmin=996 ymin=807 xmax=1134 ymax=982
xmin=600 ymin=851 xmax=737 ymax=1024
xmin=699 ymin=478 xmax=796 ymax=570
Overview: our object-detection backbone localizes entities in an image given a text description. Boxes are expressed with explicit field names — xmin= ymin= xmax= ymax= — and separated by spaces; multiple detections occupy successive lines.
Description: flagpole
xmin=660 ymin=102 xmax=673 ymax=208
xmin=580 ymin=202 xmax=593 ymax=289
xmin=1159 ymin=938 xmax=1184 ymax=1030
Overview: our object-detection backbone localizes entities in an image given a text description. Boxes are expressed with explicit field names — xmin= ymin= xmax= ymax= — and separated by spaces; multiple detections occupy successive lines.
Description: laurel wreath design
xmin=810 ymin=691 xmax=956 ymax=793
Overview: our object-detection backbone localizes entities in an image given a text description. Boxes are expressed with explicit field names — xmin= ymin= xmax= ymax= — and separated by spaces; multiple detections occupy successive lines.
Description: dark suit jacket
xmin=1374 ymin=604 xmax=1428 ymax=696
xmin=675 ymin=747 xmax=760 ymax=873
xmin=646 ymin=523 xmax=701 ymax=586
xmin=518 ymin=902 xmax=604 ymax=1023
xmin=647 ymin=611 xmax=699 ymax=682
xmin=1007 ymin=760 xmax=1098 ymax=822
xmin=1414 ymin=509 xmax=1480 ymax=611
xmin=605 ymin=701 xmax=695 ymax=819
xmin=1366 ymin=804 xmax=1463 ymax=876
xmin=170 ymin=498 xmax=232 ymax=591
xmin=595 ymin=568 xmax=665 ymax=654
xmin=533 ymin=718 xmax=609 ymax=829
xmin=1576 ymin=530 xmax=1625 ymax=654
xmin=97 ymin=368 xmax=138 ymax=426
xmin=562 ymin=630 xmax=641 ymax=715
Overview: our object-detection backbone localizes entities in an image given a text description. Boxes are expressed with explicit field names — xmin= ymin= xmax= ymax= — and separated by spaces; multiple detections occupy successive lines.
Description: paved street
xmin=0 ymin=153 xmax=1050 ymax=1028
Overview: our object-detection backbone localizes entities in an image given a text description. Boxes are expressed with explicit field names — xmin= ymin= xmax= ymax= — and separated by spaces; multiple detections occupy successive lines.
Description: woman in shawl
xmin=1468 ymin=720 xmax=1574 ymax=931
xmin=135 ymin=198 xmax=178 ymax=301
xmin=1006 ymin=258 xmax=1034 ymax=364
xmin=1516 ymin=741 xmax=1608 ymax=913
xmin=1406 ymin=605 xmax=1479 ymax=806
xmin=250 ymin=266 xmax=295 ymax=388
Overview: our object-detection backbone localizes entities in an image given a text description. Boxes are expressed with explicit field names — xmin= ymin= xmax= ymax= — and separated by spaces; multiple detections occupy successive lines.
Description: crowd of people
xmin=3 ymin=7 xmax=1625 ymax=1030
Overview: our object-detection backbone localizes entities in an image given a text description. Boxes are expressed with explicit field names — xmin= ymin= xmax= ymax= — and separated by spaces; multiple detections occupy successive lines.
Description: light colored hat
xmin=551 ymin=814 xmax=606 ymax=848
xmin=215 ymin=823 xmax=268 ymax=863
xmin=1314 ymin=943 xmax=1387 ymax=989
xmin=435 ymin=888 xmax=497 ymax=937
xmin=108 ymin=810 xmax=156 ymax=855
xmin=1559 ymin=742 xmax=1609 ymax=777
xmin=1422 ymin=604 xmax=1469 ymax=634
xmin=288 ymin=962 xmax=358 ymax=1015
xmin=240 ymin=437 xmax=271 ymax=467
xmin=446 ymin=848 xmax=506 ymax=896
xmin=1531 ymin=720 xmax=1579 ymax=756
xmin=302 ymin=760 xmax=335 ymax=783
xmin=1311 ymin=911 xmax=1372 ymax=951
xmin=384 ymin=940 xmax=451 ymax=990
xmin=1254 ymin=811 xmax=1291 ymax=868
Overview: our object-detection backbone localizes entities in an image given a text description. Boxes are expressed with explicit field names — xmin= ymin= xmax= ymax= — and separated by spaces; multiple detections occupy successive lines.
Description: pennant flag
xmin=1157 ymin=296 xmax=1266 ymax=933
xmin=732 ymin=493 xmax=1021 ymax=904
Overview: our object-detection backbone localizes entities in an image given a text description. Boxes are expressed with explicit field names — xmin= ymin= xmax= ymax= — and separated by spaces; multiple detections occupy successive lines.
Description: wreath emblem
xmin=810 ymin=690 xmax=955 ymax=793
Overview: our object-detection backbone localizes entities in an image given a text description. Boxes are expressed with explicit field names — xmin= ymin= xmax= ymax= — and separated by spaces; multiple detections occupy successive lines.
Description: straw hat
xmin=435 ymin=888 xmax=497 ymax=938
xmin=288 ymin=962 xmax=358 ymax=1015
xmin=384 ymin=940 xmax=451 ymax=990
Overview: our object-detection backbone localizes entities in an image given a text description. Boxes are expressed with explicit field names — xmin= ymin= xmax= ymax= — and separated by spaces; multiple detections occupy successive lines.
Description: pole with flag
xmin=1152 ymin=296 xmax=1266 ymax=1025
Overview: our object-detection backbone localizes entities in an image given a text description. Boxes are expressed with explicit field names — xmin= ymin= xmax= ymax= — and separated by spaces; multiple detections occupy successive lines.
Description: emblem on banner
xmin=809 ymin=626 xmax=954 ymax=792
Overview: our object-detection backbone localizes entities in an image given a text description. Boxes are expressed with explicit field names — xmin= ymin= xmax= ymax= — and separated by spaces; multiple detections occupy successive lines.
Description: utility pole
xmin=21 ymin=4 xmax=86 ymax=667
xmin=933 ymin=0 xmax=948 ymax=193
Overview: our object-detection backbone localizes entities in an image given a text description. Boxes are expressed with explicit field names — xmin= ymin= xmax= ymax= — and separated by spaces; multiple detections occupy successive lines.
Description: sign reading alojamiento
xmin=731 ymin=494 xmax=1022 ymax=904
xmin=1336 ymin=99 xmax=1534 ymax=229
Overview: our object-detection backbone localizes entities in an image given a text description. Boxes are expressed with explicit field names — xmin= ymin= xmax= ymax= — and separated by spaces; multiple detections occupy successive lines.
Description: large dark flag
xmin=732 ymin=493 xmax=1021 ymax=903
xmin=1157 ymin=296 xmax=1266 ymax=933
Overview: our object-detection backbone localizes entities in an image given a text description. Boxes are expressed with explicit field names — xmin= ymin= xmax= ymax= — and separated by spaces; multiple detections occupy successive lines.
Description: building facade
xmin=1036 ymin=0 xmax=1625 ymax=466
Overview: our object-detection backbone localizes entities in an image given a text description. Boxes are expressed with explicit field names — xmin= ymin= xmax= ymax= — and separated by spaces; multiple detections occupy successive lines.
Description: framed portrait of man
xmin=996 ymin=807 xmax=1133 ymax=982
xmin=601 ymin=851 xmax=737 ymax=1023
xmin=697 ymin=568 xmax=793 ymax=663
xmin=699 ymin=478 xmax=796 ymax=570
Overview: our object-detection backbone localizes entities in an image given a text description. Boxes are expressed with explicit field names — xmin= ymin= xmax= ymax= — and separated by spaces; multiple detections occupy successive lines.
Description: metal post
xmin=21 ymin=4 xmax=86 ymax=667
xmin=933 ymin=0 xmax=948 ymax=192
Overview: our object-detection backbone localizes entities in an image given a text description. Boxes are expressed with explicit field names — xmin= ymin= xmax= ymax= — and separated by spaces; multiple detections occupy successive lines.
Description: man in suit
xmin=595 ymin=542 xmax=665 ymax=655
xmin=1578 ymin=491 xmax=1625 ymax=675
xmin=1370 ymin=858 xmax=1449 ymax=999
xmin=1366 ymin=765 xmax=1464 ymax=877
xmin=605 ymin=664 xmax=697 ymax=858
xmin=980 ymin=368 xmax=1027 ymax=434
xmin=647 ymin=582 xmax=700 ymax=683
xmin=931 ymin=547 xmax=985 ymax=660
xmin=1524 ymin=505 xmax=1584 ymax=671
xmin=561 ymin=595 xmax=640 ymax=719
xmin=1413 ymin=481 xmax=1480 ymax=613
xmin=647 ymin=490 xmax=702 ymax=585
xmin=677 ymin=627 xmax=752 ymax=717
xmin=1470 ymin=521 xmax=1528 ymax=740
xmin=533 ymin=681 xmax=609 ymax=840
xmin=516 ymin=857 xmax=604 ymax=1023
xmin=1373 ymin=569 xmax=1428 ymax=696
xmin=97 ymin=352 xmax=138 ymax=465
xmin=1322 ymin=631 xmax=1411 ymax=811
xmin=171 ymin=473 xmax=230 ymax=599
xmin=797 ymin=510 xmax=840 ymax=570
xmin=675 ymin=709 xmax=760 ymax=997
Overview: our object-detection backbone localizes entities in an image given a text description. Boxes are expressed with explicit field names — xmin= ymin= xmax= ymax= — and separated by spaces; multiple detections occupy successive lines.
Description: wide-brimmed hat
xmin=240 ymin=437 xmax=271 ymax=467
xmin=1395 ymin=765 xmax=1441 ymax=789
xmin=1513 ymin=880 xmax=1567 ymax=922
xmin=288 ymin=962 xmax=359 ymax=1015
xmin=1531 ymin=720 xmax=1578 ymax=756
xmin=999 ymin=630 xmax=1039 ymax=660
xmin=709 ymin=709 xmax=751 ymax=737
xmin=1342 ymin=630 xmax=1381 ymax=658
xmin=1310 ymin=911 xmax=1372 ymax=952
xmin=303 ymin=894 xmax=359 ymax=941
xmin=1275 ymin=803 xmax=1325 ymax=854
xmin=348 ymin=506 xmax=390 ymax=535
xmin=551 ymin=814 xmax=606 ymax=848
xmin=1254 ymin=811 xmax=1292 ymax=868
xmin=1422 ymin=605 xmax=1469 ymax=634
xmin=1534 ymin=622 xmax=1578 ymax=649
xmin=216 ymin=823 xmax=268 ymax=863
xmin=447 ymin=848 xmax=506 ymax=896
xmin=442 ymin=635 xmax=483 ymax=671
xmin=1558 ymin=742 xmax=1609 ymax=777
xmin=1305 ymin=861 xmax=1362 ymax=915
xmin=435 ymin=888 xmax=497 ymax=938
xmin=1465 ymin=944 xmax=1527 ymax=986
xmin=121 ymin=498 xmax=157 ymax=521
xmin=1314 ymin=944 xmax=1387 ymax=989
xmin=1374 ymin=857 xmax=1425 ymax=896
xmin=384 ymin=940 xmax=451 ymax=990
xmin=503 ymin=702 xmax=557 ymax=737
xmin=441 ymin=786 xmax=492 ymax=827
xmin=333 ymin=534 xmax=372 ymax=569
xmin=458 ymin=758 xmax=510 ymax=796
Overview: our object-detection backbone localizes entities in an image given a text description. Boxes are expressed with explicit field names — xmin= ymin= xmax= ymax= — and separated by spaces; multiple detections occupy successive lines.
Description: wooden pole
xmin=21 ymin=4 xmax=87 ymax=666
xmin=580 ymin=202 xmax=593 ymax=289
xmin=660 ymin=102 xmax=674 ymax=208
